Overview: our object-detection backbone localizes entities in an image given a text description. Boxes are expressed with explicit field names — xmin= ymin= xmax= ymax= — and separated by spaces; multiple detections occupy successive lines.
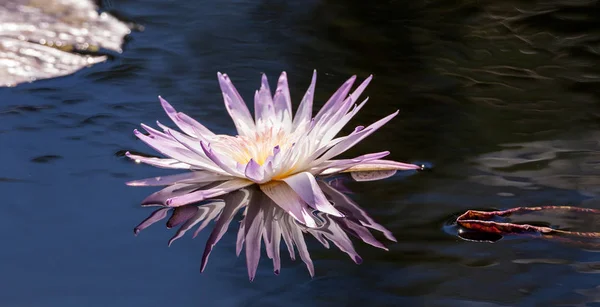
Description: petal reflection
xmin=134 ymin=180 xmax=395 ymax=279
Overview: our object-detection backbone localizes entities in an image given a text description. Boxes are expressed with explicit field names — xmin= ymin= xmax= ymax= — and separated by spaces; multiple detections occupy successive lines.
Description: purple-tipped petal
xmin=337 ymin=218 xmax=388 ymax=251
xmin=262 ymin=230 xmax=273 ymax=260
xmin=312 ymin=75 xmax=373 ymax=141
xmin=176 ymin=112 xmax=216 ymax=138
xmin=200 ymin=141 xmax=240 ymax=176
xmin=165 ymin=179 xmax=253 ymax=207
xmin=217 ymin=72 xmax=256 ymax=136
xmin=314 ymin=76 xmax=356 ymax=123
xmin=140 ymin=123 xmax=170 ymax=140
xmin=293 ymin=70 xmax=316 ymax=130
xmin=158 ymin=96 xmax=203 ymax=137
xmin=167 ymin=205 xmax=199 ymax=229
xmin=310 ymin=231 xmax=331 ymax=248
xmin=281 ymin=172 xmax=344 ymax=217
xmin=191 ymin=201 xmax=227 ymax=238
xmin=273 ymin=72 xmax=292 ymax=128
xmin=134 ymin=208 xmax=170 ymax=235
xmin=163 ymin=129 xmax=212 ymax=159
xmin=244 ymin=159 xmax=265 ymax=183
xmin=260 ymin=181 xmax=317 ymax=227
xmin=319 ymin=181 xmax=397 ymax=242
xmin=125 ymin=152 xmax=191 ymax=170
xmin=348 ymin=75 xmax=372 ymax=106
xmin=254 ymin=74 xmax=275 ymax=123
xmin=133 ymin=130 xmax=209 ymax=170
xmin=287 ymin=217 xmax=315 ymax=277
xmin=140 ymin=183 xmax=204 ymax=207
xmin=312 ymin=218 xmax=362 ymax=264
xmin=142 ymin=127 xmax=226 ymax=175
xmin=269 ymin=215 xmax=283 ymax=274
xmin=316 ymin=111 xmax=399 ymax=163
xmin=236 ymin=216 xmax=246 ymax=257
xmin=169 ymin=205 xmax=210 ymax=246
xmin=243 ymin=192 xmax=266 ymax=281
xmin=279 ymin=217 xmax=296 ymax=261
xmin=200 ymin=189 xmax=250 ymax=272
xmin=318 ymin=98 xmax=370 ymax=144
xmin=313 ymin=151 xmax=390 ymax=176
xmin=126 ymin=171 xmax=232 ymax=187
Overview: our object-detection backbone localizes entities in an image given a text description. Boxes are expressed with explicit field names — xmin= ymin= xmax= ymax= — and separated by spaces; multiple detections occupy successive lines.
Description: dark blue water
xmin=2 ymin=0 xmax=600 ymax=306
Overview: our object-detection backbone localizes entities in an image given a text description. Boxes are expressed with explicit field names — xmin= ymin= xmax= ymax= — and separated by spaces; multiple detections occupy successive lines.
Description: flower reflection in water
xmin=134 ymin=179 xmax=398 ymax=280
xmin=127 ymin=71 xmax=421 ymax=279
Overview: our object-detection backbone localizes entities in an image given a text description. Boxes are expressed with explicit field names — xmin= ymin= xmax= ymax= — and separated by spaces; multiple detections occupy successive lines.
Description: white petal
xmin=281 ymin=172 xmax=344 ymax=217
xmin=314 ymin=76 xmax=356 ymax=123
xmin=163 ymin=129 xmax=230 ymax=174
xmin=314 ymin=111 xmax=399 ymax=164
xmin=259 ymin=182 xmax=317 ymax=227
xmin=273 ymin=72 xmax=293 ymax=132
xmin=292 ymin=70 xmax=316 ymax=130
xmin=165 ymin=179 xmax=253 ymax=207
xmin=126 ymin=171 xmax=234 ymax=186
xmin=244 ymin=159 xmax=266 ymax=183
xmin=217 ymin=72 xmax=257 ymax=136
xmin=125 ymin=152 xmax=191 ymax=170
xmin=311 ymin=75 xmax=372 ymax=141
xmin=158 ymin=96 xmax=203 ymax=137
xmin=200 ymin=141 xmax=243 ymax=176
xmin=254 ymin=74 xmax=275 ymax=123
xmin=313 ymin=151 xmax=390 ymax=176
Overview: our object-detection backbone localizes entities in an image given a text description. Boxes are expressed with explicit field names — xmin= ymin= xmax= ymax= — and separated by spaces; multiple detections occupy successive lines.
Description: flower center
xmin=212 ymin=128 xmax=292 ymax=166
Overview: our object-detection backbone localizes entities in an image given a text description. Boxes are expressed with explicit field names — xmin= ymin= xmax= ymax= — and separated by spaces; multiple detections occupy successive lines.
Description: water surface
xmin=2 ymin=0 xmax=600 ymax=306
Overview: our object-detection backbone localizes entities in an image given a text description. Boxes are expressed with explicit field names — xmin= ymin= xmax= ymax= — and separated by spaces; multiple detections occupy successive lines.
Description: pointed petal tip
xmin=274 ymin=269 xmax=280 ymax=275
xmin=354 ymin=255 xmax=363 ymax=264
xmin=124 ymin=180 xmax=137 ymax=186
xmin=217 ymin=72 xmax=228 ymax=81
xmin=159 ymin=96 xmax=176 ymax=111
xmin=133 ymin=228 xmax=140 ymax=235
xmin=165 ymin=197 xmax=180 ymax=207
xmin=167 ymin=237 xmax=178 ymax=246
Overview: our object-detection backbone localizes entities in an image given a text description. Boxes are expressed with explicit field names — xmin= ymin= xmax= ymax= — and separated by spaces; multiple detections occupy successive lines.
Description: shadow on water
xmin=1 ymin=0 xmax=600 ymax=306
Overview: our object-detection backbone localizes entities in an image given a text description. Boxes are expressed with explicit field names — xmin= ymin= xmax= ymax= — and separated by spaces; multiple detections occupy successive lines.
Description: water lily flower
xmin=127 ymin=71 xmax=421 ymax=278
